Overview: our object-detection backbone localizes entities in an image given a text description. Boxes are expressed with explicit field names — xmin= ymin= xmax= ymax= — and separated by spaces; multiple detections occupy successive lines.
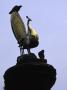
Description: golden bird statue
xmin=9 ymin=5 xmax=39 ymax=55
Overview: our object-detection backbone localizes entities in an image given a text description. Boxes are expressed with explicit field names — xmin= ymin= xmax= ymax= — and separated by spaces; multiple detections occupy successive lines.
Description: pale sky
xmin=0 ymin=0 xmax=67 ymax=90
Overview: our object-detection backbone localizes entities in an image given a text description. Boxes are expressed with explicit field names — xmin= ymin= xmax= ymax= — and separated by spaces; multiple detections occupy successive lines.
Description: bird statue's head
xmin=26 ymin=16 xmax=32 ymax=26
xmin=9 ymin=5 xmax=22 ymax=14
xmin=26 ymin=16 xmax=32 ymax=22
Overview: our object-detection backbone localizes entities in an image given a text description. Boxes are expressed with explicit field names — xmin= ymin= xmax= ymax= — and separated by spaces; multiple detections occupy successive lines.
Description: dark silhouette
xmin=26 ymin=16 xmax=32 ymax=25
xmin=38 ymin=50 xmax=45 ymax=59
xmin=9 ymin=5 xmax=22 ymax=14
xmin=38 ymin=50 xmax=47 ymax=63
xmin=4 ymin=53 xmax=56 ymax=90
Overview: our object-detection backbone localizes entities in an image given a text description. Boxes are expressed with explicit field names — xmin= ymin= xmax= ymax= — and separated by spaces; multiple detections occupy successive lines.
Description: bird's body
xmin=11 ymin=12 xmax=26 ymax=46
xmin=27 ymin=24 xmax=39 ymax=48
xmin=9 ymin=5 xmax=39 ymax=55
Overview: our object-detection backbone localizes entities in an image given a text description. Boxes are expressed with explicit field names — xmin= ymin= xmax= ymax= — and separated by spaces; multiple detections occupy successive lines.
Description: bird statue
xmin=9 ymin=5 xmax=39 ymax=55
xmin=26 ymin=16 xmax=39 ymax=52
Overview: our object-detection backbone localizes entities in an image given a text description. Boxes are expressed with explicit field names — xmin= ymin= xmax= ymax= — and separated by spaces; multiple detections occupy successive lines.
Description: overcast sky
xmin=0 ymin=0 xmax=67 ymax=90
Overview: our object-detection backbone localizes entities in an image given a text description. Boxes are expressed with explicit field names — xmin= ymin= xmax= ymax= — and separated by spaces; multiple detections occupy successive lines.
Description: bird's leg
xmin=27 ymin=48 xmax=30 ymax=54
xmin=20 ymin=47 xmax=24 ymax=56
xmin=22 ymin=49 xmax=24 ymax=55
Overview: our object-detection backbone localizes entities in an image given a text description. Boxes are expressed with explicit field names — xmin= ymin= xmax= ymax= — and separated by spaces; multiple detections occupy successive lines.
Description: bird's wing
xmin=28 ymin=24 xmax=39 ymax=40
xmin=11 ymin=12 xmax=26 ymax=42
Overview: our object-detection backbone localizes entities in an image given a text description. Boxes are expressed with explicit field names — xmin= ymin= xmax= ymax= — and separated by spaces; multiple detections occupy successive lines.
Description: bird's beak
xmin=9 ymin=10 xmax=12 ymax=14
xmin=19 ymin=5 xmax=22 ymax=8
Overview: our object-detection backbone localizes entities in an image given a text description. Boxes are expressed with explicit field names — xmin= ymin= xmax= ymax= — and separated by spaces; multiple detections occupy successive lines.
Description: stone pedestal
xmin=4 ymin=53 xmax=56 ymax=90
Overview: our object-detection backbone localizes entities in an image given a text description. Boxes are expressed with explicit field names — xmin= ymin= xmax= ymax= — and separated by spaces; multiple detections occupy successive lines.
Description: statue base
xmin=4 ymin=53 xmax=56 ymax=90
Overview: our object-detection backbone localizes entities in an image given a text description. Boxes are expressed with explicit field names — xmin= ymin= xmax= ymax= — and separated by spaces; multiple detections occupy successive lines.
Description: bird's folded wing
xmin=11 ymin=12 xmax=26 ymax=42
xmin=29 ymin=25 xmax=39 ymax=40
